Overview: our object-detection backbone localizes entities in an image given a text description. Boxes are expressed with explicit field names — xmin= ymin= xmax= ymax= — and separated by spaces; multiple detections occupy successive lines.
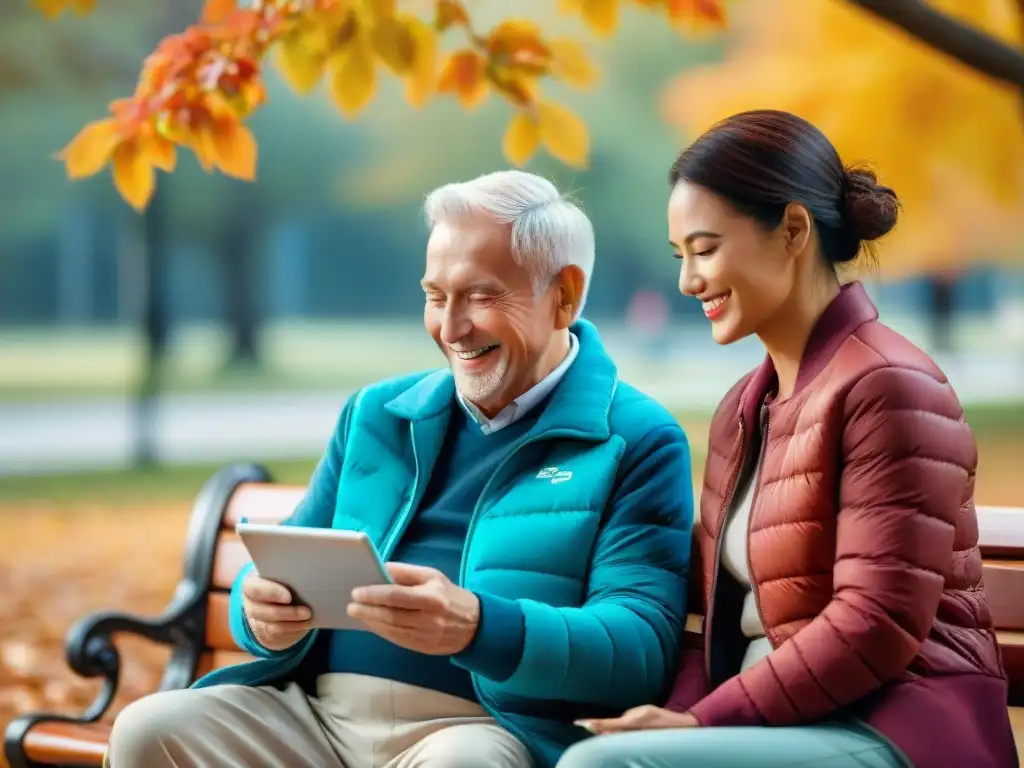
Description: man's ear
xmin=554 ymin=265 xmax=585 ymax=330
xmin=781 ymin=202 xmax=813 ymax=258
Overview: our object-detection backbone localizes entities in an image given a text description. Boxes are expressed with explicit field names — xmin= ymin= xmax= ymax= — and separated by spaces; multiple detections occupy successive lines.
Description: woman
xmin=558 ymin=110 xmax=1017 ymax=767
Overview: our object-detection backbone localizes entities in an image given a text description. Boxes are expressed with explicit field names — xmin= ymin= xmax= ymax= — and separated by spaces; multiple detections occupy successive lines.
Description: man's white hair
xmin=423 ymin=170 xmax=595 ymax=318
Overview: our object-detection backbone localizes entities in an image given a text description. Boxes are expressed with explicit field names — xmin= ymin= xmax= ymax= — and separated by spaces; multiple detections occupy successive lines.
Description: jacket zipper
xmin=379 ymin=421 xmax=421 ymax=560
xmin=745 ymin=409 xmax=770 ymax=647
xmin=704 ymin=418 xmax=747 ymax=683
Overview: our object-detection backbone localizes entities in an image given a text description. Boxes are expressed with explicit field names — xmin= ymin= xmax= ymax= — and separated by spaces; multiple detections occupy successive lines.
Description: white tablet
xmin=235 ymin=522 xmax=392 ymax=631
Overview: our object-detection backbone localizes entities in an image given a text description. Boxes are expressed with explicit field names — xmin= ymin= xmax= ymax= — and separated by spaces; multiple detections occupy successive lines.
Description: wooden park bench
xmin=5 ymin=462 xmax=1024 ymax=767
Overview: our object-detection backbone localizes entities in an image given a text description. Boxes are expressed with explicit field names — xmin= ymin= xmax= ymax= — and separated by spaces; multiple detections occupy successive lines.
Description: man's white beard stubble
xmin=455 ymin=353 xmax=508 ymax=406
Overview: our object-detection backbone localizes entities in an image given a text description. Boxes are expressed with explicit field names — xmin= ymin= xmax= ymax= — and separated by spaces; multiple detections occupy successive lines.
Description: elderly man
xmin=106 ymin=170 xmax=695 ymax=768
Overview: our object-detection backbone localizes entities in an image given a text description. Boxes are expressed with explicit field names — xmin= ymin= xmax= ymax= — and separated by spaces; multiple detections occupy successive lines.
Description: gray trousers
xmin=107 ymin=672 xmax=532 ymax=768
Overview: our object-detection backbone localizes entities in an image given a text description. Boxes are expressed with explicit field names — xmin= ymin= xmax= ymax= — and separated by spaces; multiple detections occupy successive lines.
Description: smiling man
xmin=106 ymin=170 xmax=696 ymax=768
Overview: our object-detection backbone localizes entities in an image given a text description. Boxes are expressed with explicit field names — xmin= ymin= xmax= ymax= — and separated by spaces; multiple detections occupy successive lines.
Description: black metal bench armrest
xmin=63 ymin=579 xmax=206 ymax=723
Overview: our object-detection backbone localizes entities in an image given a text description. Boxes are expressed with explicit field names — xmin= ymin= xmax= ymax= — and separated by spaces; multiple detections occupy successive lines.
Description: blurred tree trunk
xmin=220 ymin=185 xmax=261 ymax=369
xmin=134 ymin=186 xmax=170 ymax=467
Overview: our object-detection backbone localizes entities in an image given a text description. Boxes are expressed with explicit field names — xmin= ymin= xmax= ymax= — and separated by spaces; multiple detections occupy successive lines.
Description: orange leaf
xmin=145 ymin=134 xmax=177 ymax=173
xmin=667 ymin=0 xmax=728 ymax=32
xmin=580 ymin=0 xmax=619 ymax=37
xmin=537 ymin=101 xmax=589 ymax=168
xmin=191 ymin=124 xmax=219 ymax=173
xmin=548 ymin=38 xmax=598 ymax=89
xmin=503 ymin=112 xmax=540 ymax=166
xmin=32 ymin=0 xmax=68 ymax=20
xmin=213 ymin=121 xmax=257 ymax=180
xmin=59 ymin=119 xmax=121 ymax=180
xmin=72 ymin=0 xmax=95 ymax=13
xmin=330 ymin=42 xmax=378 ymax=117
xmin=404 ymin=16 xmax=438 ymax=108
xmin=111 ymin=141 xmax=156 ymax=212
xmin=435 ymin=0 xmax=469 ymax=31
xmin=202 ymin=0 xmax=237 ymax=24
xmin=437 ymin=50 xmax=488 ymax=109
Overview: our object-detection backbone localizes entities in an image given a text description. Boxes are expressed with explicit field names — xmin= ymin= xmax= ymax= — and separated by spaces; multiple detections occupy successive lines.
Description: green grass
xmin=2 ymin=404 xmax=1019 ymax=509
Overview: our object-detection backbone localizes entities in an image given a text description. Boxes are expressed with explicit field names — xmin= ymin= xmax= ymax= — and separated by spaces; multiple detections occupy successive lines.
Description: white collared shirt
xmin=456 ymin=332 xmax=579 ymax=435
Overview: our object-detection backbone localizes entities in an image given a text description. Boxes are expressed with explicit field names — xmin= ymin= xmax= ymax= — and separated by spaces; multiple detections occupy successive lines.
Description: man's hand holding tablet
xmin=241 ymin=574 xmax=313 ymax=651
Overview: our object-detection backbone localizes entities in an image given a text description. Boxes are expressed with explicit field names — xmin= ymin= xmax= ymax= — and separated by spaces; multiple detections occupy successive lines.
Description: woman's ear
xmin=781 ymin=202 xmax=813 ymax=258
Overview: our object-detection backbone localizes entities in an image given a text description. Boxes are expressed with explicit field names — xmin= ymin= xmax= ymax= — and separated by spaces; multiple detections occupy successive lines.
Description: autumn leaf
xmin=59 ymin=119 xmax=122 ymax=179
xmin=487 ymin=19 xmax=550 ymax=74
xmin=202 ymin=0 xmax=237 ymax=24
xmin=145 ymin=133 xmax=177 ymax=173
xmin=435 ymin=0 xmax=469 ymax=31
xmin=276 ymin=31 xmax=329 ymax=93
xmin=212 ymin=121 xmax=257 ymax=180
xmin=190 ymin=123 xmax=220 ymax=173
xmin=437 ymin=50 xmax=488 ymax=109
xmin=556 ymin=0 xmax=583 ymax=12
xmin=371 ymin=15 xmax=417 ymax=76
xmin=667 ymin=0 xmax=728 ymax=34
xmin=548 ymin=38 xmax=598 ymax=89
xmin=331 ymin=42 xmax=378 ymax=118
xmin=503 ymin=112 xmax=540 ymax=166
xmin=404 ymin=17 xmax=438 ymax=108
xmin=111 ymin=142 xmax=156 ymax=212
xmin=580 ymin=0 xmax=619 ymax=37
xmin=537 ymin=101 xmax=589 ymax=167
xmin=32 ymin=0 xmax=95 ymax=17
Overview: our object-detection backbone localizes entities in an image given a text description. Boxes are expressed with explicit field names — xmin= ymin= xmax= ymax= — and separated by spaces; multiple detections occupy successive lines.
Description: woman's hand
xmin=576 ymin=705 xmax=699 ymax=734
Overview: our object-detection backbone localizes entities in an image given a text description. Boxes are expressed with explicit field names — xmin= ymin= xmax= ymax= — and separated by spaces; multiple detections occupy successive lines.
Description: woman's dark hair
xmin=668 ymin=109 xmax=900 ymax=266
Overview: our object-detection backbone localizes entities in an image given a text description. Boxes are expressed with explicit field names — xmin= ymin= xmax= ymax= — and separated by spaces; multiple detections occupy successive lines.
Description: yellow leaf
xmin=331 ymin=42 xmax=378 ymax=117
xmin=435 ymin=0 xmax=469 ymax=31
xmin=371 ymin=15 xmax=417 ymax=76
xmin=503 ymin=112 xmax=540 ymax=166
xmin=213 ymin=122 xmax=258 ymax=180
xmin=556 ymin=0 xmax=583 ymax=12
xmin=201 ymin=0 xmax=235 ymax=24
xmin=404 ymin=16 xmax=438 ymax=107
xmin=275 ymin=32 xmax=328 ymax=93
xmin=537 ymin=101 xmax=589 ymax=168
xmin=362 ymin=0 xmax=396 ymax=23
xmin=548 ymin=38 xmax=598 ymax=89
xmin=437 ymin=50 xmax=488 ymax=109
xmin=111 ymin=142 xmax=156 ymax=212
xmin=59 ymin=119 xmax=121 ymax=179
xmin=580 ymin=0 xmax=619 ymax=37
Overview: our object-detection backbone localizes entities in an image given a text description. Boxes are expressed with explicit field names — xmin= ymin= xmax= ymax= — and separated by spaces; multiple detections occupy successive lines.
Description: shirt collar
xmin=457 ymin=331 xmax=579 ymax=436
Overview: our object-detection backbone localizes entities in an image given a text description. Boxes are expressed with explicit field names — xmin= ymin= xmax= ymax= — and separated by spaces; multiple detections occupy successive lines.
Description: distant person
xmin=106 ymin=170 xmax=696 ymax=768
xmin=558 ymin=110 xmax=1017 ymax=768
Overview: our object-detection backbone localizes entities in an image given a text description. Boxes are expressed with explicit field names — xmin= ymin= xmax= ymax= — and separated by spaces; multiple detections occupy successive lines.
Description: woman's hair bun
xmin=843 ymin=167 xmax=900 ymax=244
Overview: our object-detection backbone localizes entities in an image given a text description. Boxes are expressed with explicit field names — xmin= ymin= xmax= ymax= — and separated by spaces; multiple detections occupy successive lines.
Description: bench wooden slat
xmin=211 ymin=533 xmax=251 ymax=591
xmin=986 ymin=564 xmax=1024 ymax=631
xmin=222 ymin=485 xmax=304 ymax=529
xmin=205 ymin=592 xmax=238 ymax=651
xmin=22 ymin=722 xmax=109 ymax=766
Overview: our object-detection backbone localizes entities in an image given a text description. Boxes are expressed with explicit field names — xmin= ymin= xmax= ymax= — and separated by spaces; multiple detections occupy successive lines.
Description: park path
xmin=1 ymin=348 xmax=1021 ymax=476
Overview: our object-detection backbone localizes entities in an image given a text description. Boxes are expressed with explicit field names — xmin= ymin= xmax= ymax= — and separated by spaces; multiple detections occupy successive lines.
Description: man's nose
xmin=440 ymin=303 xmax=471 ymax=345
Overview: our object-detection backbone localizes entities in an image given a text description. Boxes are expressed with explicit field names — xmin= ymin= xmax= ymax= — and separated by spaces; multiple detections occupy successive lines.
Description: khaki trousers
xmin=107 ymin=673 xmax=533 ymax=768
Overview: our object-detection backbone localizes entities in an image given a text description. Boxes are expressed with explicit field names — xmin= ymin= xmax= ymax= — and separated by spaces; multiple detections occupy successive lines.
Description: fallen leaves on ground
xmin=0 ymin=502 xmax=189 ymax=765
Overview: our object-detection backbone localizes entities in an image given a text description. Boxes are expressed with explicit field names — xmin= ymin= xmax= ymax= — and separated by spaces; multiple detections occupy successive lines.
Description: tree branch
xmin=845 ymin=0 xmax=1024 ymax=88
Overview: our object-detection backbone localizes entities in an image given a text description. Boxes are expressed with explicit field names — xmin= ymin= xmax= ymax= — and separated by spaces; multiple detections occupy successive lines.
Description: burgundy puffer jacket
xmin=668 ymin=282 xmax=1017 ymax=768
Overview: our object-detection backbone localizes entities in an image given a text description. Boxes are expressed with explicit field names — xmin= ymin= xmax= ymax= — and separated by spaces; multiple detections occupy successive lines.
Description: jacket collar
xmin=740 ymin=280 xmax=879 ymax=426
xmin=384 ymin=318 xmax=616 ymax=441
